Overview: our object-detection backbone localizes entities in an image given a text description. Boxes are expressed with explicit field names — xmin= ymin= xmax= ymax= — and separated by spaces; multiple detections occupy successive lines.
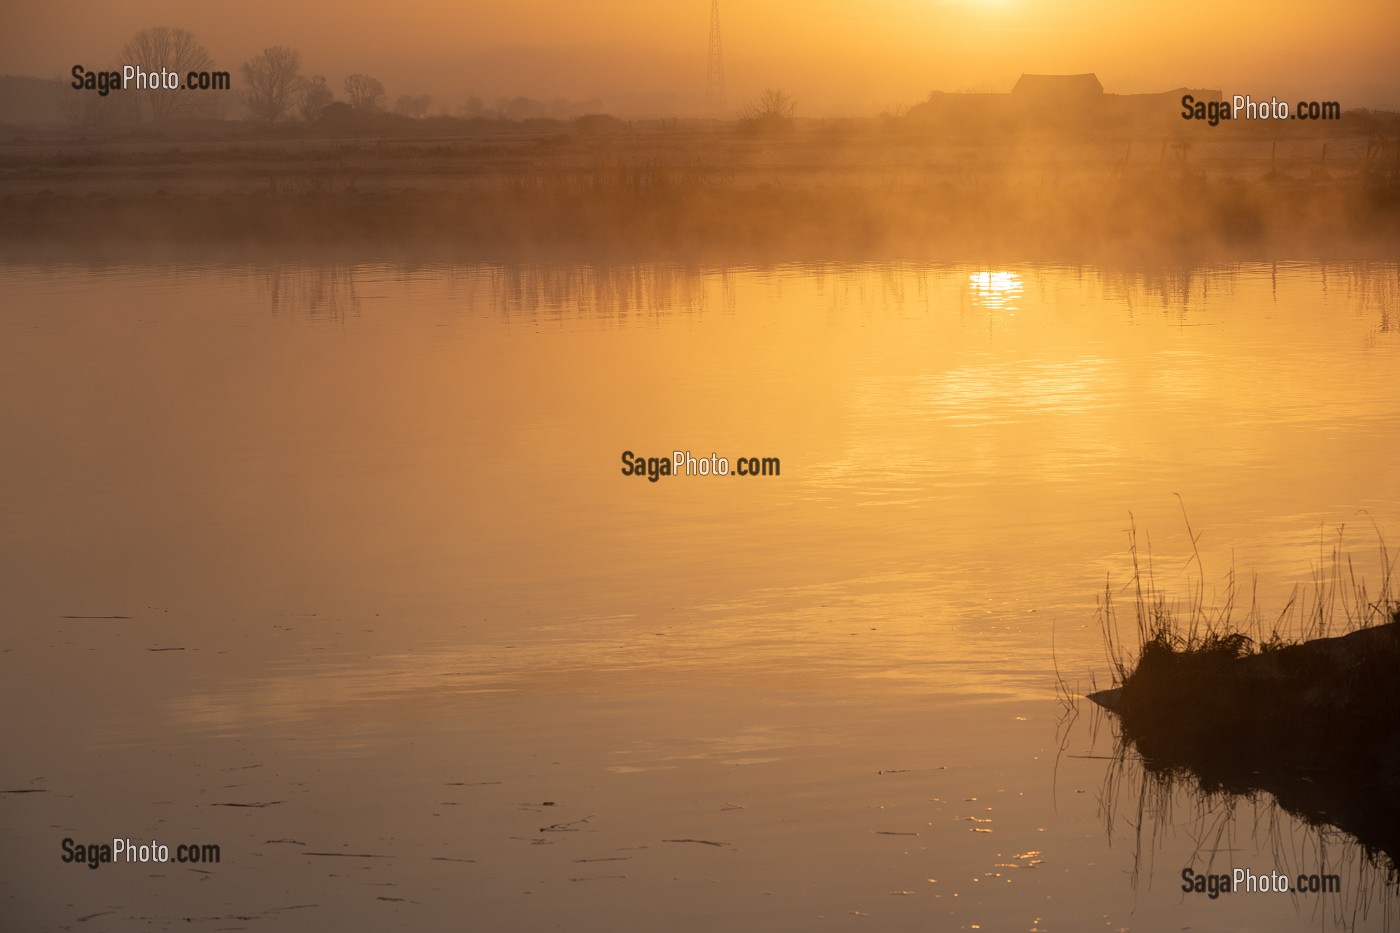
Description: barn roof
xmin=1012 ymin=73 xmax=1104 ymax=97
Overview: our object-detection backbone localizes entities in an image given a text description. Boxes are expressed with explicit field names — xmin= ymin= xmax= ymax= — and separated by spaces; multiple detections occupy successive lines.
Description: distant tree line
xmin=47 ymin=24 xmax=605 ymax=133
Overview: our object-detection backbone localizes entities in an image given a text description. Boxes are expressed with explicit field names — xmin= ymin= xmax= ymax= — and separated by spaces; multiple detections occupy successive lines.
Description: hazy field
xmin=2 ymin=117 xmax=1397 ymax=263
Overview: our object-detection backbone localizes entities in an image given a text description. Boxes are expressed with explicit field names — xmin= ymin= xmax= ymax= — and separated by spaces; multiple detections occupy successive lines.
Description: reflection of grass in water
xmin=1077 ymin=503 xmax=1400 ymax=921
xmin=255 ymin=264 xmax=361 ymax=320
xmin=1093 ymin=735 xmax=1400 ymax=929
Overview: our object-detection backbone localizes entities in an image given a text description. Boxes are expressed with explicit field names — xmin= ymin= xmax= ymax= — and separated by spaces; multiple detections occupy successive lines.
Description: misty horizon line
xmin=7 ymin=67 xmax=1400 ymax=128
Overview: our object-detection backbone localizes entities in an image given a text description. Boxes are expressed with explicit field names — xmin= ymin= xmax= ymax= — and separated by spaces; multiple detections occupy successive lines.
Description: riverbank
xmin=1088 ymin=531 xmax=1400 ymax=875
xmin=1092 ymin=616 xmax=1400 ymax=774
xmin=2 ymin=124 xmax=1397 ymax=262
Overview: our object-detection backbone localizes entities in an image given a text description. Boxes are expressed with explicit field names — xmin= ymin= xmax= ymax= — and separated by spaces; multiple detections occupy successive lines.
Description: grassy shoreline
xmin=1087 ymin=520 xmax=1400 ymax=874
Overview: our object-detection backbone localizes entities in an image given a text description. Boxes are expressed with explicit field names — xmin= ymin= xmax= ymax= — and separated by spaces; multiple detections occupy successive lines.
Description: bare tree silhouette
xmin=240 ymin=46 xmax=302 ymax=122
xmin=457 ymin=96 xmax=487 ymax=118
xmin=343 ymin=74 xmax=385 ymax=112
xmin=393 ymin=93 xmax=432 ymax=118
xmin=298 ymin=75 xmax=333 ymax=123
xmin=53 ymin=74 xmax=115 ymax=130
xmin=742 ymin=88 xmax=796 ymax=121
xmin=119 ymin=27 xmax=214 ymax=125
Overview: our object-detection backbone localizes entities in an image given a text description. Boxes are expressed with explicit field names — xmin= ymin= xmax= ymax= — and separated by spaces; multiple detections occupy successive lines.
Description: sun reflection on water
xmin=968 ymin=270 xmax=1023 ymax=311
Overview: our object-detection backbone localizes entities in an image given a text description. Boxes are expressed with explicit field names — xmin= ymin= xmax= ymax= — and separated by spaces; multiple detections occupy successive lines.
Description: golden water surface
xmin=1 ymin=261 xmax=1397 ymax=930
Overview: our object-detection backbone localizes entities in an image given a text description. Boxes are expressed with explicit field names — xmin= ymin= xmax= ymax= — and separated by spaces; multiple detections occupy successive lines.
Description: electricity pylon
xmin=705 ymin=0 xmax=725 ymax=118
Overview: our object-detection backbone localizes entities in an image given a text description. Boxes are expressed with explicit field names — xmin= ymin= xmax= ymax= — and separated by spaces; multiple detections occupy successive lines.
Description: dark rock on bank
xmin=1090 ymin=618 xmax=1400 ymax=871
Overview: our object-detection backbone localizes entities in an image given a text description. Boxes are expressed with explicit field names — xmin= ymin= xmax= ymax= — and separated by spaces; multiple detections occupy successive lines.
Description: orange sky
xmin=5 ymin=0 xmax=1398 ymax=115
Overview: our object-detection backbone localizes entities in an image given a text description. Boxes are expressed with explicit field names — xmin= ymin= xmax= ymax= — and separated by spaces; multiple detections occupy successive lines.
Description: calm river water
xmin=2 ymin=261 xmax=1398 ymax=930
